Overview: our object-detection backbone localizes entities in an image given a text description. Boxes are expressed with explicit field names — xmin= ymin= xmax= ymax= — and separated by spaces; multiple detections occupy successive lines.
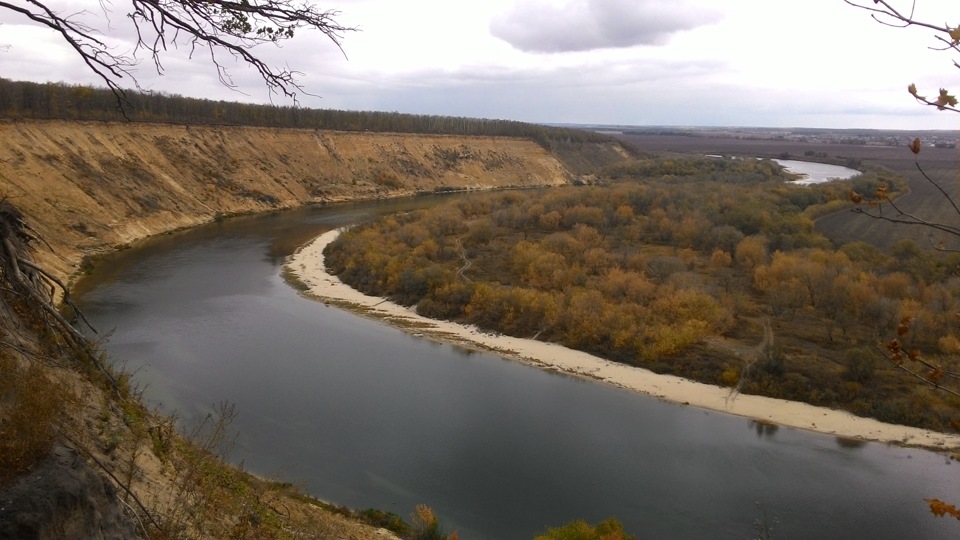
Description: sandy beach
xmin=287 ymin=228 xmax=960 ymax=451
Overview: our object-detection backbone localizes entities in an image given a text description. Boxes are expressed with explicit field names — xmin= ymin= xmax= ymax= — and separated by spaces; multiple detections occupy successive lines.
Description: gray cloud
xmin=490 ymin=0 xmax=721 ymax=53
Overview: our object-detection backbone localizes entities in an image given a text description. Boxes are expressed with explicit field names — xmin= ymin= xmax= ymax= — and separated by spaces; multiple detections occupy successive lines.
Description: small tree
xmin=534 ymin=518 xmax=634 ymax=540
xmin=410 ymin=505 xmax=457 ymax=540
xmin=842 ymin=347 xmax=876 ymax=382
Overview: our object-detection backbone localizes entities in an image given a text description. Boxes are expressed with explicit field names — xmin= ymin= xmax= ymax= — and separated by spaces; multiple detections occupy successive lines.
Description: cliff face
xmin=0 ymin=120 xmax=574 ymax=282
xmin=0 ymin=446 xmax=138 ymax=540
xmin=0 ymin=119 xmax=622 ymax=538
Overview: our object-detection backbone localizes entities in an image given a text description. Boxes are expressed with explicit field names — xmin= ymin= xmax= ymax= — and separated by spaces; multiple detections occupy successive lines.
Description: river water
xmin=74 ymin=197 xmax=958 ymax=539
xmin=774 ymin=159 xmax=860 ymax=185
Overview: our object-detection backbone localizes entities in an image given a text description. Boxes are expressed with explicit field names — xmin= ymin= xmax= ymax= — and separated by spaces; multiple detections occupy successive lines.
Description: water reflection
xmin=835 ymin=436 xmax=868 ymax=449
xmin=773 ymin=159 xmax=860 ymax=185
xmin=750 ymin=419 xmax=780 ymax=439
xmin=74 ymin=197 xmax=960 ymax=540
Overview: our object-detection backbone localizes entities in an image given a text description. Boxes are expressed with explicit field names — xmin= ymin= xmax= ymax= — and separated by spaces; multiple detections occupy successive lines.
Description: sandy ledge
xmin=287 ymin=229 xmax=960 ymax=452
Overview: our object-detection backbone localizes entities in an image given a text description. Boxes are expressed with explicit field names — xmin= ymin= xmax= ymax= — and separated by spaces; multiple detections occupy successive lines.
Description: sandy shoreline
xmin=286 ymin=228 xmax=960 ymax=452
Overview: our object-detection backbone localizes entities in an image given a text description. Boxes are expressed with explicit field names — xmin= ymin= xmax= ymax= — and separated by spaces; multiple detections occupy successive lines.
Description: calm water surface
xmin=774 ymin=159 xmax=861 ymax=185
xmin=74 ymin=198 xmax=958 ymax=539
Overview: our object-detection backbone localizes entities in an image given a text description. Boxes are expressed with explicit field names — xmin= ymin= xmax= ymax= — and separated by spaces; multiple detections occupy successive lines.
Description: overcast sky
xmin=2 ymin=0 xmax=958 ymax=130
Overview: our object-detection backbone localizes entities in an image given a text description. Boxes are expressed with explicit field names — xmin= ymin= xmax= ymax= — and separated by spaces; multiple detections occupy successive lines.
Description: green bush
xmin=535 ymin=518 xmax=634 ymax=540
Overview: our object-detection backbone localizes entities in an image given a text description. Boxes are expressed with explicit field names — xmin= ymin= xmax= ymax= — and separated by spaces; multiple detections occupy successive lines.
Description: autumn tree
xmin=535 ymin=518 xmax=634 ymax=540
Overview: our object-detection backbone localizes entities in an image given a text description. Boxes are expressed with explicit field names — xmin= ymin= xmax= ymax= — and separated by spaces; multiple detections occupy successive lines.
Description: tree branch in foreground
xmin=0 ymin=0 xmax=356 ymax=106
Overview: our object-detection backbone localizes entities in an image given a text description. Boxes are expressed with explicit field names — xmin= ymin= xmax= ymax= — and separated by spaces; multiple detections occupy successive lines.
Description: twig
xmin=875 ymin=344 xmax=960 ymax=399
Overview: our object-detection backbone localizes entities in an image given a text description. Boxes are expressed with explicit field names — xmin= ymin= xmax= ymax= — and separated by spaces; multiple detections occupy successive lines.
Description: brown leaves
xmin=908 ymin=137 xmax=922 ymax=154
xmin=887 ymin=338 xmax=904 ymax=364
xmin=888 ymin=319 xmax=926 ymax=365
xmin=928 ymin=364 xmax=946 ymax=384
xmin=935 ymin=89 xmax=959 ymax=111
xmin=886 ymin=322 xmax=921 ymax=366
xmin=897 ymin=316 xmax=911 ymax=336
xmin=926 ymin=499 xmax=960 ymax=520
xmin=849 ymin=185 xmax=888 ymax=207
xmin=412 ymin=504 xmax=458 ymax=540
xmin=908 ymin=85 xmax=958 ymax=112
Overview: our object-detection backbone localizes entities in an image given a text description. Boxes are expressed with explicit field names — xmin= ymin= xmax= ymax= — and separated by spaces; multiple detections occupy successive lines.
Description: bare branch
xmin=0 ymin=0 xmax=135 ymax=109
xmin=845 ymin=0 xmax=952 ymax=35
xmin=875 ymin=344 xmax=960 ymax=399
xmin=852 ymin=158 xmax=960 ymax=255
xmin=126 ymin=0 xmax=353 ymax=102
xmin=846 ymin=0 xmax=960 ymax=114
xmin=1 ymin=0 xmax=355 ymax=107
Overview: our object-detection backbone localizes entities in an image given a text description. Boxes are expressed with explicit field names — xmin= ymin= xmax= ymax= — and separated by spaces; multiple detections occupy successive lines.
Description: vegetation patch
xmin=325 ymin=156 xmax=960 ymax=432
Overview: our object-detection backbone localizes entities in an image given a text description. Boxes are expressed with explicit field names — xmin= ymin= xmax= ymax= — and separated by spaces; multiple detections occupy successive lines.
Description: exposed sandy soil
xmin=0 ymin=119 xmax=597 ymax=538
xmin=0 ymin=119 xmax=571 ymax=283
xmin=289 ymin=229 xmax=960 ymax=452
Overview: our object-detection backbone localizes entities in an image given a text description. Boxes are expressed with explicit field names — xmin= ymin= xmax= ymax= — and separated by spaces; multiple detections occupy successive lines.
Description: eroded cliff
xmin=0 ymin=119 xmax=576 ymax=282
xmin=0 ymin=118 xmax=626 ymax=538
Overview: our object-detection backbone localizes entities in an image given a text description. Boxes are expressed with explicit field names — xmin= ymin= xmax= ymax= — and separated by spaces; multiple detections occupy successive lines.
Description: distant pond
xmin=774 ymin=159 xmax=861 ymax=185
xmin=74 ymin=197 xmax=957 ymax=540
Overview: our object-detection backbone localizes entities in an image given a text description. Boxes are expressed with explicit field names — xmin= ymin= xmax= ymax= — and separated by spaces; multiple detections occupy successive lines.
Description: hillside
xmin=0 ymin=118 xmax=631 ymax=538
xmin=0 ymin=119 xmax=609 ymax=283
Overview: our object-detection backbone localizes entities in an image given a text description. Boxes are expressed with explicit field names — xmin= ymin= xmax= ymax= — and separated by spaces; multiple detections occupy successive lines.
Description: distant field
xmin=617 ymin=133 xmax=960 ymax=250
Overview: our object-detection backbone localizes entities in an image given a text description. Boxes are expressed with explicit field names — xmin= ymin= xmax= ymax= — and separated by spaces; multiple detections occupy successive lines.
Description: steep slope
xmin=0 ymin=119 xmax=577 ymax=283
xmin=0 ymin=118 xmax=627 ymax=538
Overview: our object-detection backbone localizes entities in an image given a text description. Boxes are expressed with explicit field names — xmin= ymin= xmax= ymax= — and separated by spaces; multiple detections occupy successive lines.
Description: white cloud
xmin=0 ymin=0 xmax=956 ymax=129
xmin=490 ymin=0 xmax=722 ymax=53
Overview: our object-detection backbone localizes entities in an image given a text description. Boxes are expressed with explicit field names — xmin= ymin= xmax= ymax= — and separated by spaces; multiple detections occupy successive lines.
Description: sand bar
xmin=287 ymin=229 xmax=960 ymax=452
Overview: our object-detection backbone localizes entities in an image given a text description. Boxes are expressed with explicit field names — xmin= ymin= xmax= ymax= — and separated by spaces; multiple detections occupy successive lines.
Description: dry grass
xmin=0 ymin=352 xmax=76 ymax=485
xmin=0 ymin=280 xmax=400 ymax=539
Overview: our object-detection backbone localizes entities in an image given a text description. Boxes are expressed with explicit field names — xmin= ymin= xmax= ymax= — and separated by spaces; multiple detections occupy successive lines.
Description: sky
xmin=1 ymin=0 xmax=958 ymax=130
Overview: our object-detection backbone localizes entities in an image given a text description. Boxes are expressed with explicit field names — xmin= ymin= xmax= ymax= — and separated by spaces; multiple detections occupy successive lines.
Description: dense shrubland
xmin=325 ymin=156 xmax=960 ymax=431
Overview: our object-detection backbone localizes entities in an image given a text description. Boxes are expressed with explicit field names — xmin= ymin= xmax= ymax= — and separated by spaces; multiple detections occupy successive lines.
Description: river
xmin=73 ymin=197 xmax=958 ymax=539
xmin=773 ymin=159 xmax=861 ymax=185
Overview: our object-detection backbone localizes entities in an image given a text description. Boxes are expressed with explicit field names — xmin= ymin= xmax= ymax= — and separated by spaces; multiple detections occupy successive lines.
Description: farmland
xmin=614 ymin=127 xmax=959 ymax=249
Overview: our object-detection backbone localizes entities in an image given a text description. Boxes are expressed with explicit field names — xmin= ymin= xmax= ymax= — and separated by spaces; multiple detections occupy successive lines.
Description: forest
xmin=324 ymin=155 xmax=960 ymax=432
xmin=0 ymin=78 xmax=626 ymax=156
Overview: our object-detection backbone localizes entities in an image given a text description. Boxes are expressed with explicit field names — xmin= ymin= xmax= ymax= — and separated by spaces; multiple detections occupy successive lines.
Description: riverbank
xmin=287 ymin=229 xmax=960 ymax=452
xmin=0 ymin=120 xmax=577 ymax=284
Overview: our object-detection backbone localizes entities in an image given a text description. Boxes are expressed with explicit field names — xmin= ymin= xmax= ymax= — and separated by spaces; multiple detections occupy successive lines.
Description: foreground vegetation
xmin=326 ymin=155 xmax=960 ymax=432
xmin=0 ymin=295 xmax=399 ymax=537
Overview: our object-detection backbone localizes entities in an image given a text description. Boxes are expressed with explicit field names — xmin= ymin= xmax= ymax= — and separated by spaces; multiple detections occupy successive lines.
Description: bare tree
xmin=0 ymin=0 xmax=354 ymax=103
